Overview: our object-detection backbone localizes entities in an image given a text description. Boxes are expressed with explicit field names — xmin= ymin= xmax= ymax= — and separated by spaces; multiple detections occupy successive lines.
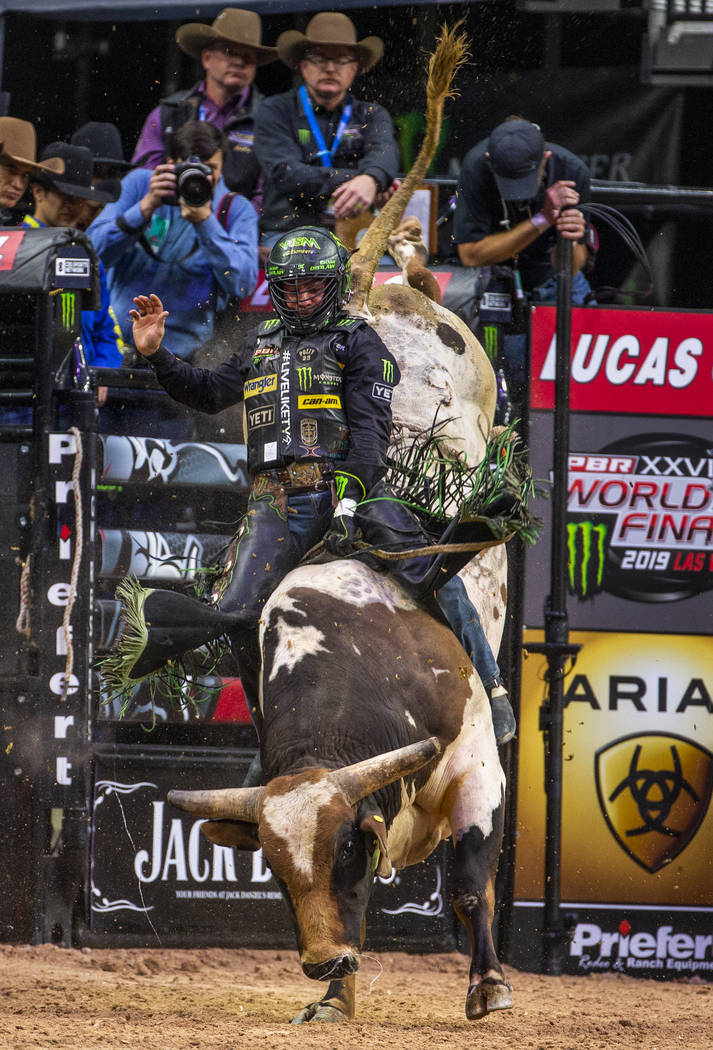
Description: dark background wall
xmin=2 ymin=2 xmax=712 ymax=306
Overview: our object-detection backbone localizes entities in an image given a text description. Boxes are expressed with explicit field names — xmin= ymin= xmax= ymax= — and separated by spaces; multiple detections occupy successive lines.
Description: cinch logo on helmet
xmin=297 ymin=394 xmax=342 ymax=410
xmin=244 ymin=373 xmax=278 ymax=399
xmin=282 ymin=236 xmax=321 ymax=251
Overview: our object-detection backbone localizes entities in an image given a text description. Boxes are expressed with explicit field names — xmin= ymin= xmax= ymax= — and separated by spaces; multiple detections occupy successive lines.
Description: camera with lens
xmin=165 ymin=155 xmax=213 ymax=207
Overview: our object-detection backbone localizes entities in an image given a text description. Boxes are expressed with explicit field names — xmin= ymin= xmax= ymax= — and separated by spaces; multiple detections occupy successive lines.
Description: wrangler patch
xmin=297 ymin=394 xmax=342 ymax=410
xmin=244 ymin=373 xmax=277 ymax=398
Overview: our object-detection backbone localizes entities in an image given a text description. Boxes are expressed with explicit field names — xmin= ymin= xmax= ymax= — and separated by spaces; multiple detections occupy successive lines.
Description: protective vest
xmin=244 ymin=315 xmax=365 ymax=474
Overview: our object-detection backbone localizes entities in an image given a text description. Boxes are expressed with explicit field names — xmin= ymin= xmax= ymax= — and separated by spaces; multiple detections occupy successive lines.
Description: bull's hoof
xmin=465 ymin=977 xmax=513 ymax=1020
xmin=291 ymin=1002 xmax=347 ymax=1024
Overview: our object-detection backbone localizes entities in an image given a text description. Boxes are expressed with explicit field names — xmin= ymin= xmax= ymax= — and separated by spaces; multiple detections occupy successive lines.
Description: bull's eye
xmin=341 ymin=838 xmax=356 ymax=861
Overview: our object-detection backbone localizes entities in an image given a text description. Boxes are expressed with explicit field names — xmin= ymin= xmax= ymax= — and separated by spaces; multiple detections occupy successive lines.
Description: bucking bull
xmin=166 ymin=26 xmax=518 ymax=1024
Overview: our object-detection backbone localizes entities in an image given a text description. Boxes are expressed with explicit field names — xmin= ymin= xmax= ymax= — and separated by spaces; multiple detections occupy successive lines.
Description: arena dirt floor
xmin=2 ymin=944 xmax=711 ymax=1050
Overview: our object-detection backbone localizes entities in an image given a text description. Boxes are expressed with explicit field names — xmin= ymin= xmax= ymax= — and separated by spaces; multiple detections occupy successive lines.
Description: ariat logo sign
xmin=381 ymin=358 xmax=394 ymax=384
xmin=244 ymin=373 xmax=277 ymax=399
xmin=297 ymin=394 xmax=341 ymax=410
xmin=297 ymin=366 xmax=312 ymax=391
xmin=568 ymin=521 xmax=608 ymax=598
xmin=247 ymin=405 xmax=275 ymax=430
xmin=595 ymin=732 xmax=713 ymax=873
xmin=300 ymin=418 xmax=318 ymax=447
xmin=296 ymin=346 xmax=317 ymax=363
xmin=372 ymin=382 xmax=392 ymax=402
xmin=60 ymin=292 xmax=76 ymax=331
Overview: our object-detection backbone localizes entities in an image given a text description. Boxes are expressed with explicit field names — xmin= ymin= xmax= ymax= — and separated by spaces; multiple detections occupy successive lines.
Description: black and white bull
xmin=169 ymin=558 xmax=513 ymax=1023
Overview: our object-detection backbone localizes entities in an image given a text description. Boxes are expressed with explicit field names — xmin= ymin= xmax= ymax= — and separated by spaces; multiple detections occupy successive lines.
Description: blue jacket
xmin=22 ymin=215 xmax=124 ymax=368
xmin=88 ymin=169 xmax=258 ymax=359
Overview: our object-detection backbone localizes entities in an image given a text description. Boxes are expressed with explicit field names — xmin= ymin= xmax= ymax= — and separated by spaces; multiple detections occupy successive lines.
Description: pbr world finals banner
xmin=510 ymin=304 xmax=713 ymax=979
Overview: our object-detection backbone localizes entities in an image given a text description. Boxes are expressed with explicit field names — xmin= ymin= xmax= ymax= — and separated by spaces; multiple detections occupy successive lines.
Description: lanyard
xmin=299 ymin=85 xmax=352 ymax=167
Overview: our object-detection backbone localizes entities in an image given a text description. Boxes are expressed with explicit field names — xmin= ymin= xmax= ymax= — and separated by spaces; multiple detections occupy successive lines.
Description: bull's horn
xmin=167 ymin=786 xmax=264 ymax=823
xmin=330 ymin=737 xmax=441 ymax=806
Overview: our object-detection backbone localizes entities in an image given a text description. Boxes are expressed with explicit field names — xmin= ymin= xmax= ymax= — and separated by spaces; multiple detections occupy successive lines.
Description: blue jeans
xmin=436 ymin=574 xmax=500 ymax=690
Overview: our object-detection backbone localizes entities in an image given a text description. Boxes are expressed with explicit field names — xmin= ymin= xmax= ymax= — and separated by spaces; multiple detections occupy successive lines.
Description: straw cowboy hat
xmin=176 ymin=7 xmax=277 ymax=65
xmin=277 ymin=11 xmax=384 ymax=72
xmin=0 ymin=117 xmax=64 ymax=176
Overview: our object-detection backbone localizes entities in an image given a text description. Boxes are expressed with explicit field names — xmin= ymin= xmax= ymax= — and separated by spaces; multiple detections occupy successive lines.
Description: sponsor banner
xmin=90 ymin=750 xmax=456 ymax=952
xmin=530 ymin=306 xmax=713 ymax=417
xmin=0 ymin=229 xmax=24 ymax=270
xmin=524 ymin=412 xmax=713 ymax=630
xmin=515 ymin=629 xmax=713 ymax=909
xmin=98 ymin=437 xmax=248 ymax=488
xmin=507 ymin=905 xmax=713 ymax=980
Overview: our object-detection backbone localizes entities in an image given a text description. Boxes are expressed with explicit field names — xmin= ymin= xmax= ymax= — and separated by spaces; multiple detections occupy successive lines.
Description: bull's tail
xmin=349 ymin=23 xmax=469 ymax=311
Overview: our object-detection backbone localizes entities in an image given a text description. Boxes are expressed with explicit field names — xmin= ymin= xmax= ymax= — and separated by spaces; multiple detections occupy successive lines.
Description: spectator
xmin=449 ymin=117 xmax=592 ymax=398
xmin=89 ymin=119 xmax=258 ymax=362
xmin=27 ymin=142 xmax=123 ymax=374
xmin=253 ymin=11 xmax=400 ymax=247
xmin=132 ymin=8 xmax=277 ymax=212
xmin=0 ymin=117 xmax=63 ymax=225
xmin=71 ymin=122 xmax=132 ymax=237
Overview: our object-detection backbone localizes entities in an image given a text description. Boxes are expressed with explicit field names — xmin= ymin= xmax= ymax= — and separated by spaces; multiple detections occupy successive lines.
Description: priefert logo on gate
xmin=570 ymin=921 xmax=713 ymax=973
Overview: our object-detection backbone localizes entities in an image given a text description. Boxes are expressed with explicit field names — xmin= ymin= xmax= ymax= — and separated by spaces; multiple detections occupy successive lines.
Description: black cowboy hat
xmin=36 ymin=142 xmax=121 ymax=203
xmin=71 ymin=122 xmax=132 ymax=171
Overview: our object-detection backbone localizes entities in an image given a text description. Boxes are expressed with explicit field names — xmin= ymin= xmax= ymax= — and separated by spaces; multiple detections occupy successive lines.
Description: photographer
xmin=89 ymin=120 xmax=258 ymax=361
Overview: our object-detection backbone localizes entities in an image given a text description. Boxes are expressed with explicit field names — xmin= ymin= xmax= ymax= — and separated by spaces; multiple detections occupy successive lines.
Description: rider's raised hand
xmin=129 ymin=293 xmax=169 ymax=358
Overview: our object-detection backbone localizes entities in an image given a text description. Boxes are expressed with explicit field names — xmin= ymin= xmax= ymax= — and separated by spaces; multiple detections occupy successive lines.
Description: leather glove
xmin=324 ymin=498 xmax=361 ymax=557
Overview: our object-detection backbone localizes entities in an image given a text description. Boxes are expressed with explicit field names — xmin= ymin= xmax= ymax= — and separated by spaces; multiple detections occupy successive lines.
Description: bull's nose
xmin=302 ymin=953 xmax=359 ymax=981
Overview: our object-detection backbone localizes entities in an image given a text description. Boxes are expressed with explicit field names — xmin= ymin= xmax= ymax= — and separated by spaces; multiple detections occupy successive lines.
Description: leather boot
xmin=101 ymin=578 xmax=246 ymax=690
xmin=488 ymin=677 xmax=516 ymax=745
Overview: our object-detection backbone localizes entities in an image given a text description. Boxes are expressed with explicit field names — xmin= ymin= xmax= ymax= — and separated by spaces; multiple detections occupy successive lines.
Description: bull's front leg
xmin=450 ymin=783 xmax=513 ymax=1020
xmin=291 ymin=974 xmax=355 ymax=1024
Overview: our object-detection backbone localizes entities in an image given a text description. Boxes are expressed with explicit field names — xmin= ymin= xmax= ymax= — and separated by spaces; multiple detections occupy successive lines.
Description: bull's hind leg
xmin=451 ymin=789 xmax=513 ymax=1020
xmin=291 ymin=974 xmax=355 ymax=1024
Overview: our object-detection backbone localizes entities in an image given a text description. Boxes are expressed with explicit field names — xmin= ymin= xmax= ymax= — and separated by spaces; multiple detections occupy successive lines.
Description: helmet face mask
xmin=267 ymin=226 xmax=351 ymax=333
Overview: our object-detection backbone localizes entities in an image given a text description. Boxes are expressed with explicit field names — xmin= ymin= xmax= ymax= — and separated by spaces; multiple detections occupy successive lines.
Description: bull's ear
xmin=359 ymin=811 xmax=392 ymax=879
xmin=200 ymin=819 xmax=261 ymax=852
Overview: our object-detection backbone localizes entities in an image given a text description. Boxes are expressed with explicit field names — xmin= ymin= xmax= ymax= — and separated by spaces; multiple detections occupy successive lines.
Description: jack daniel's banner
xmin=509 ymin=304 xmax=713 ymax=979
xmin=90 ymin=750 xmax=456 ymax=953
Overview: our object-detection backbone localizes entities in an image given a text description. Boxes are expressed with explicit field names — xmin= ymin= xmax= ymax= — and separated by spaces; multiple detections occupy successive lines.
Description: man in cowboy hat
xmin=0 ymin=117 xmax=64 ymax=225
xmin=26 ymin=143 xmax=124 ymax=373
xmin=132 ymin=8 xmax=277 ymax=211
xmin=253 ymin=11 xmax=400 ymax=246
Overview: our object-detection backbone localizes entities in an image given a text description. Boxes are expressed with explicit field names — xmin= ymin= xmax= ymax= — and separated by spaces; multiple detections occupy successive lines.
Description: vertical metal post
xmin=541 ymin=235 xmax=573 ymax=975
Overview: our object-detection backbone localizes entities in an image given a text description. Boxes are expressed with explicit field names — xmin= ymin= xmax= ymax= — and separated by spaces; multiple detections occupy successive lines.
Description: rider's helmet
xmin=266 ymin=226 xmax=351 ymax=334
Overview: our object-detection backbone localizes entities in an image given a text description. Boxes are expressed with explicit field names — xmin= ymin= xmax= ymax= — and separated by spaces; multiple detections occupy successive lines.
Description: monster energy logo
xmin=298 ymin=128 xmax=310 ymax=145
xmin=60 ymin=292 xmax=76 ymax=331
xmin=567 ymin=520 xmax=608 ymax=598
xmin=335 ymin=474 xmax=349 ymax=500
xmin=381 ymin=358 xmax=394 ymax=384
xmin=297 ymin=366 xmax=313 ymax=391
xmin=481 ymin=324 xmax=498 ymax=362
xmin=262 ymin=318 xmax=281 ymax=331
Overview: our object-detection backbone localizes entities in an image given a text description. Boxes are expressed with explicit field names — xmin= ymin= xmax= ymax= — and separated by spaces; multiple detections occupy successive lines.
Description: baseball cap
xmin=487 ymin=119 xmax=545 ymax=201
